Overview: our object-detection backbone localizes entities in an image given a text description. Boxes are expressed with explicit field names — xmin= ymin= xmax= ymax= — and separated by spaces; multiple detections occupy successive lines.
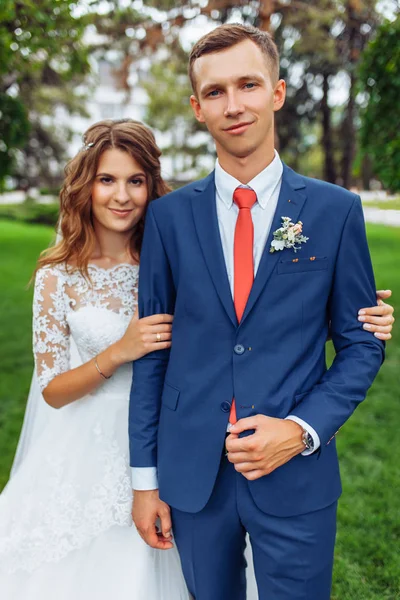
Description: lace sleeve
xmin=33 ymin=267 xmax=70 ymax=392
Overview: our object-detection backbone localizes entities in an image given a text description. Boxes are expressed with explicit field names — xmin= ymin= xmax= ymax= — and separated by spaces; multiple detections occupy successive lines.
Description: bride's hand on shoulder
xmin=114 ymin=308 xmax=174 ymax=362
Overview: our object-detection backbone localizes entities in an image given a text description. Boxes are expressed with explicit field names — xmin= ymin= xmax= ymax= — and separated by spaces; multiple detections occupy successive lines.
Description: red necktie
xmin=230 ymin=187 xmax=257 ymax=425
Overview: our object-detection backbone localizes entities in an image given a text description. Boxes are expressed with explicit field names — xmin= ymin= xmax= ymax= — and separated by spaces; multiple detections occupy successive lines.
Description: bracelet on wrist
xmin=94 ymin=355 xmax=112 ymax=380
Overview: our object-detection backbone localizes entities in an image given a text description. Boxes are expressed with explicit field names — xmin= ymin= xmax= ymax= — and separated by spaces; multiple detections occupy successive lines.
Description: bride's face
xmin=91 ymin=148 xmax=148 ymax=234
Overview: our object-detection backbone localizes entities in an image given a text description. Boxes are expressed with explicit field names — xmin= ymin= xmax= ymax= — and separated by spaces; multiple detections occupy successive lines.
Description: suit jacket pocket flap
xmin=162 ymin=382 xmax=180 ymax=411
xmin=277 ymin=257 xmax=328 ymax=274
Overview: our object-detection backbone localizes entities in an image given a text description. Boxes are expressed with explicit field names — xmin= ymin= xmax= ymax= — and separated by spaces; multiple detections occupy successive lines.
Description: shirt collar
xmin=214 ymin=150 xmax=283 ymax=210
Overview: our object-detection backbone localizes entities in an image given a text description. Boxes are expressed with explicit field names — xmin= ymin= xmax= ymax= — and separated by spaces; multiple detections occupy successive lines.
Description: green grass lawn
xmin=0 ymin=221 xmax=55 ymax=487
xmin=0 ymin=219 xmax=399 ymax=597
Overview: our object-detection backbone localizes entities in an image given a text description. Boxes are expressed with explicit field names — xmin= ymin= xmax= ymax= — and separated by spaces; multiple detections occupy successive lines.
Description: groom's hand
xmin=132 ymin=489 xmax=174 ymax=550
xmin=226 ymin=415 xmax=304 ymax=481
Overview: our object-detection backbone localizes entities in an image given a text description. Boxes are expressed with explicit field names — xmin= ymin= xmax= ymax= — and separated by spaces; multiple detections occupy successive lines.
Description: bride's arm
xmin=34 ymin=268 xmax=173 ymax=410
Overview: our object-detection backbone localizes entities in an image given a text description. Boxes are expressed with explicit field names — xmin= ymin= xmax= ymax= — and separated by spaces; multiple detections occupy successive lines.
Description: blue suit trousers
xmin=171 ymin=456 xmax=337 ymax=600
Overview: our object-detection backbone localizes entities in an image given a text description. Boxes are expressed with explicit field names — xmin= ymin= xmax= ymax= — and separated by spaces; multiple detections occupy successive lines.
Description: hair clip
xmin=81 ymin=141 xmax=94 ymax=152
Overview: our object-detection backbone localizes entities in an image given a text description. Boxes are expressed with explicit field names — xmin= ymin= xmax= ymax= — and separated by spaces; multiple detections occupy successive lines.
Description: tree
xmin=358 ymin=17 xmax=400 ymax=192
xmin=270 ymin=0 xmax=387 ymax=185
xmin=0 ymin=0 xmax=90 ymax=188
xmin=0 ymin=95 xmax=29 ymax=189
xmin=82 ymin=0 xmax=399 ymax=187
xmin=143 ymin=46 xmax=211 ymax=180
xmin=3 ymin=0 xmax=384 ymax=189
xmin=334 ymin=0 xmax=381 ymax=188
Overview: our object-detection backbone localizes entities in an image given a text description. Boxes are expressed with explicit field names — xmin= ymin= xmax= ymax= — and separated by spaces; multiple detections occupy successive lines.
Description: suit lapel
xmin=240 ymin=164 xmax=308 ymax=326
xmin=191 ymin=173 xmax=238 ymax=327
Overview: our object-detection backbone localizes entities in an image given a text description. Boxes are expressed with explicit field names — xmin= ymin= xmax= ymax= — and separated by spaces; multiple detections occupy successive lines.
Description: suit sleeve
xmin=129 ymin=203 xmax=176 ymax=470
xmin=288 ymin=195 xmax=385 ymax=446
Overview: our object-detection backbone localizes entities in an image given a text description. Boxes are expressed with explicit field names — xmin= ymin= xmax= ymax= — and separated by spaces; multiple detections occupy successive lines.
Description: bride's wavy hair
xmin=35 ymin=119 xmax=171 ymax=278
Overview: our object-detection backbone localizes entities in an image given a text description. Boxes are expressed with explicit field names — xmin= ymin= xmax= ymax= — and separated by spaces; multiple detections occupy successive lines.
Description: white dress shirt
xmin=131 ymin=151 xmax=319 ymax=491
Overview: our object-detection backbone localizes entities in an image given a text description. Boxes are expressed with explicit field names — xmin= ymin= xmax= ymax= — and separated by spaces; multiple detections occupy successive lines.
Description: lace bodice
xmin=33 ymin=263 xmax=139 ymax=392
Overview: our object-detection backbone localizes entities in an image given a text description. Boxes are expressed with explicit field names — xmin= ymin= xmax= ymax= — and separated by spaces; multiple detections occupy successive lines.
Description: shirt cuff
xmin=131 ymin=467 xmax=158 ymax=490
xmin=285 ymin=415 xmax=321 ymax=456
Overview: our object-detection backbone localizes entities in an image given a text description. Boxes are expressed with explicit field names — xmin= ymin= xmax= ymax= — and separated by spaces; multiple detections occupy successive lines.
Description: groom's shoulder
xmin=150 ymin=174 xmax=213 ymax=214
xmin=290 ymin=167 xmax=359 ymax=211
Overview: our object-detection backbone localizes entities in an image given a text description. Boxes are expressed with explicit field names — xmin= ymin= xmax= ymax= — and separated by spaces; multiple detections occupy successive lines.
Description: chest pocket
xmin=277 ymin=256 xmax=328 ymax=275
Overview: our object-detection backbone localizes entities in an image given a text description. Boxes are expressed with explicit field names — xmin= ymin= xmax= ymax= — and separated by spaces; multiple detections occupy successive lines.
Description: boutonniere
xmin=269 ymin=217 xmax=309 ymax=253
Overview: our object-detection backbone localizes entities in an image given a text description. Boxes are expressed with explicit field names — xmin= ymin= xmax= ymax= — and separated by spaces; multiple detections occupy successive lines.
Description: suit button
xmin=220 ymin=401 xmax=232 ymax=413
xmin=234 ymin=344 xmax=245 ymax=355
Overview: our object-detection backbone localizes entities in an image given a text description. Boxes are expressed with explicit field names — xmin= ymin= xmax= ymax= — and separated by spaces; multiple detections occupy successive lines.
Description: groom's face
xmin=190 ymin=39 xmax=285 ymax=162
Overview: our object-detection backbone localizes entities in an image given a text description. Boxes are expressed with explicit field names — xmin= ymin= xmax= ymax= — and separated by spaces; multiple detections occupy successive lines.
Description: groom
xmin=130 ymin=24 xmax=388 ymax=599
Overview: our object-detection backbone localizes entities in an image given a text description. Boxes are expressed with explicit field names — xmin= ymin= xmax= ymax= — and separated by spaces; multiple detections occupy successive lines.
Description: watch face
xmin=303 ymin=431 xmax=313 ymax=450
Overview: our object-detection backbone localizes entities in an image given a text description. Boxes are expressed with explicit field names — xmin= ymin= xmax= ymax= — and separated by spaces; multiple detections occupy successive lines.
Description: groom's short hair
xmin=189 ymin=23 xmax=280 ymax=95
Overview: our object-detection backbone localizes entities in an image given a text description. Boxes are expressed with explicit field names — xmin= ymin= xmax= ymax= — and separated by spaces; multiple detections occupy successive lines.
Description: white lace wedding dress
xmin=0 ymin=263 xmax=190 ymax=600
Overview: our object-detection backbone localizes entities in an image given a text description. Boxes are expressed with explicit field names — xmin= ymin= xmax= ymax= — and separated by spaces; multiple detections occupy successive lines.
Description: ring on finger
xmin=156 ymin=332 xmax=162 ymax=342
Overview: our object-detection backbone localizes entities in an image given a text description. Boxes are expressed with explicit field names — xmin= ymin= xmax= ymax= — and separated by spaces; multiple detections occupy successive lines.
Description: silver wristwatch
xmin=301 ymin=429 xmax=314 ymax=451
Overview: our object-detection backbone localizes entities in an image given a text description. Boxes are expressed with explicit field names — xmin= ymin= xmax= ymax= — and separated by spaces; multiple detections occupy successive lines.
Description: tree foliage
xmin=0 ymin=94 xmax=29 ymax=187
xmin=112 ymin=0 xmax=386 ymax=184
xmin=267 ymin=0 xmax=384 ymax=184
xmin=0 ymin=0 xmax=90 ymax=188
xmin=358 ymin=17 xmax=400 ymax=192
xmin=2 ymin=0 xmax=397 ymax=189
xmin=143 ymin=46 xmax=211 ymax=178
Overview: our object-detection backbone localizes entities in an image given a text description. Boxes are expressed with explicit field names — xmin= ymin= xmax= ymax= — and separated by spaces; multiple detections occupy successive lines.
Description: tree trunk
xmin=361 ymin=154 xmax=372 ymax=191
xmin=321 ymin=74 xmax=337 ymax=183
xmin=341 ymin=70 xmax=356 ymax=189
xmin=257 ymin=0 xmax=275 ymax=32
xmin=341 ymin=1 xmax=360 ymax=189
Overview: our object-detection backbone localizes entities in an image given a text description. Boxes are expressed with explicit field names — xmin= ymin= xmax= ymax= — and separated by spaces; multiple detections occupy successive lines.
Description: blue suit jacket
xmin=129 ymin=164 xmax=384 ymax=516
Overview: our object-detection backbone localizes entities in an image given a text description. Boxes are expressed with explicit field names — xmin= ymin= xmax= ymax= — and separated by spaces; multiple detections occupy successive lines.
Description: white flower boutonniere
xmin=270 ymin=217 xmax=309 ymax=253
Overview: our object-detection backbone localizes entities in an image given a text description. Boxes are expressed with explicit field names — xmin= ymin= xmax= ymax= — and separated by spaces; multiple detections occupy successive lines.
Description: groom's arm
xmin=227 ymin=195 xmax=385 ymax=479
xmin=287 ymin=195 xmax=385 ymax=446
xmin=129 ymin=202 xmax=176 ymax=487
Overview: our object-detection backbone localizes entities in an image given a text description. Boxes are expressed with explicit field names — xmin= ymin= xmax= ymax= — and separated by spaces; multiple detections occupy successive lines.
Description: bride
xmin=0 ymin=117 xmax=394 ymax=600
xmin=0 ymin=119 xmax=190 ymax=599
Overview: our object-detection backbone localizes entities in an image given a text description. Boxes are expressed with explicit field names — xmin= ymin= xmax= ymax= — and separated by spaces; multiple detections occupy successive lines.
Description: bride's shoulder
xmin=35 ymin=263 xmax=69 ymax=287
xmin=36 ymin=263 xmax=67 ymax=276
